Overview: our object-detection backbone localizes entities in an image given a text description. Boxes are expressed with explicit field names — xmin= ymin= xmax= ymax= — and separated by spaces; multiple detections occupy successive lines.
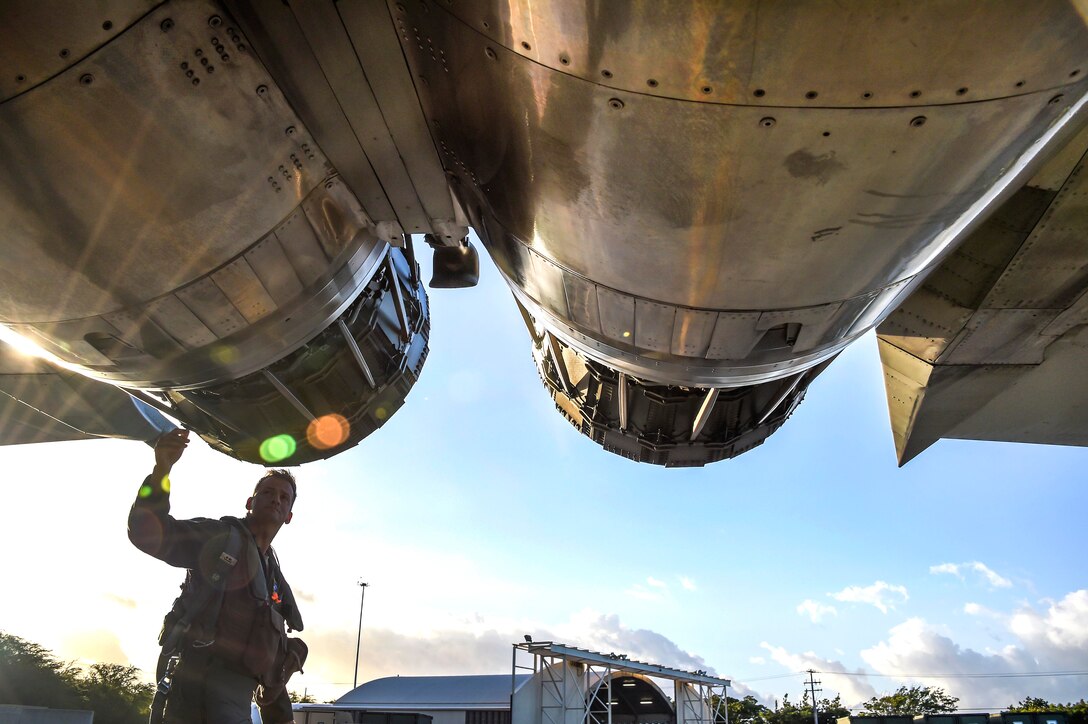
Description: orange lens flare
xmin=306 ymin=414 xmax=350 ymax=450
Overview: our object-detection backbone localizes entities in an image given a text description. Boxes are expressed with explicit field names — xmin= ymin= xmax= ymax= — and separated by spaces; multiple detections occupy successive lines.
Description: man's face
xmin=247 ymin=476 xmax=295 ymax=525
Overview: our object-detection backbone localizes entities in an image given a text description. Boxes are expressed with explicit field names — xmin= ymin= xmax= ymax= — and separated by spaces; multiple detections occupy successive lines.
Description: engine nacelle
xmin=393 ymin=0 xmax=1088 ymax=464
xmin=163 ymin=248 xmax=427 ymax=465
xmin=0 ymin=1 xmax=431 ymax=464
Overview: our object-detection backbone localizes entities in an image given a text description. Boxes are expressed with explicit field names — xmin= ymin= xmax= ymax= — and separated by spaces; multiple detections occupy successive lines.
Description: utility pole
xmin=805 ymin=670 xmax=818 ymax=724
xmin=353 ymin=581 xmax=369 ymax=689
xmin=806 ymin=670 xmax=822 ymax=724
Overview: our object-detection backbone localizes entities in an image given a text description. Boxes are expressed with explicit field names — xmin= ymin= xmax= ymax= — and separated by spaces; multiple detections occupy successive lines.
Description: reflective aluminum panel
xmin=396 ymin=0 xmax=1088 ymax=385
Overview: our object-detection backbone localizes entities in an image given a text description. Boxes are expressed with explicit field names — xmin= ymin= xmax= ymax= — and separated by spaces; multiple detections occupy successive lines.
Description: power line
xmin=740 ymin=673 xmax=813 ymax=683
xmin=734 ymin=670 xmax=1088 ymax=684
xmin=816 ymin=670 xmax=1088 ymax=680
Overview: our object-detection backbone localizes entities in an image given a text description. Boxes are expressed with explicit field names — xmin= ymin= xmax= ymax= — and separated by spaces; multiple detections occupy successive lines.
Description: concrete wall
xmin=293 ymin=711 xmax=338 ymax=724
xmin=0 ymin=705 xmax=94 ymax=724
xmin=429 ymin=711 xmax=468 ymax=724
xmin=293 ymin=710 xmax=465 ymax=724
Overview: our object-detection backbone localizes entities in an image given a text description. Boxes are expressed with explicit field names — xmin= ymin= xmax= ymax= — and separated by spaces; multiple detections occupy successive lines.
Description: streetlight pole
xmin=353 ymin=580 xmax=369 ymax=690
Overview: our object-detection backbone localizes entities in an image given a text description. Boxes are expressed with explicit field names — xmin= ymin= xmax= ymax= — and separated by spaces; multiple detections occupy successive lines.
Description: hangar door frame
xmin=511 ymin=642 xmax=730 ymax=724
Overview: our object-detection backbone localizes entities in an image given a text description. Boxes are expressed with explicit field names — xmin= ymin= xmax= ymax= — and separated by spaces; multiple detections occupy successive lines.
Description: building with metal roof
xmin=296 ymin=642 xmax=730 ymax=724
xmin=333 ymin=675 xmax=533 ymax=724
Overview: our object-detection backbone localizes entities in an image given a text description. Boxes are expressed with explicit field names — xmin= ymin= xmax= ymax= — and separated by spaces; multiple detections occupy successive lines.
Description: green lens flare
xmin=211 ymin=345 xmax=238 ymax=364
xmin=138 ymin=485 xmax=153 ymax=499
xmin=259 ymin=434 xmax=297 ymax=463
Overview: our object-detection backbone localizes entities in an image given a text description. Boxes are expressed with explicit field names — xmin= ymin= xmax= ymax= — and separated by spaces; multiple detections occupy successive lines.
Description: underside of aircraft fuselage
xmin=1 ymin=1 xmax=1087 ymax=466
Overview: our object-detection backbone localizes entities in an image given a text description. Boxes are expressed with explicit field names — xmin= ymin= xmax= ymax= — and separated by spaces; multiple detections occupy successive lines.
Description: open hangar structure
xmin=297 ymin=642 xmax=730 ymax=724
xmin=509 ymin=642 xmax=729 ymax=724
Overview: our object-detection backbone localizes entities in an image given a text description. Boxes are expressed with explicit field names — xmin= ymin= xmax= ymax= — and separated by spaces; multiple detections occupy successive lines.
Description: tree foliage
xmin=291 ymin=689 xmax=317 ymax=703
xmin=711 ymin=694 xmax=771 ymax=724
xmin=861 ymin=686 xmax=958 ymax=716
xmin=79 ymin=662 xmax=155 ymax=724
xmin=729 ymin=695 xmax=773 ymax=724
xmin=0 ymin=632 xmax=84 ymax=709
xmin=0 ymin=632 xmax=153 ymax=723
xmin=774 ymin=692 xmax=851 ymax=724
xmin=1008 ymin=697 xmax=1088 ymax=724
xmin=713 ymin=692 xmax=849 ymax=724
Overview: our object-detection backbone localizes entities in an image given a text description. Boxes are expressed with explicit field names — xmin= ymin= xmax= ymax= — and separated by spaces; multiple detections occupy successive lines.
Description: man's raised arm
xmin=127 ymin=429 xmax=207 ymax=564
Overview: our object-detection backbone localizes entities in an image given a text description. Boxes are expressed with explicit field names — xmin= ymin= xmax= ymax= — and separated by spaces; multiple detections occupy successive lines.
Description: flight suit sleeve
xmin=127 ymin=473 xmax=221 ymax=568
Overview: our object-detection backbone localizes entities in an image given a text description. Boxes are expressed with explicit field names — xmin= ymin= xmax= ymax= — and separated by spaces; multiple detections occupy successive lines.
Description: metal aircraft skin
xmin=1 ymin=1 xmax=1087 ymax=467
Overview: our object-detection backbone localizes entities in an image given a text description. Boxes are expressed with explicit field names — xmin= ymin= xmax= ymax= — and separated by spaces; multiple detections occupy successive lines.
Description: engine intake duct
xmin=157 ymin=248 xmax=428 ymax=465
xmin=533 ymin=334 xmax=833 ymax=467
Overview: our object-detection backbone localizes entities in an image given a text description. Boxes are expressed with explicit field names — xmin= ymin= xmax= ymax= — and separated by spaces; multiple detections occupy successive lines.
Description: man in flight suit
xmin=129 ymin=428 xmax=304 ymax=723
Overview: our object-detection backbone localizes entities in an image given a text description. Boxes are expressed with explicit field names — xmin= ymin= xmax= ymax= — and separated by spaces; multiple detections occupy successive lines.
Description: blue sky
xmin=1 ymin=238 xmax=1086 ymax=707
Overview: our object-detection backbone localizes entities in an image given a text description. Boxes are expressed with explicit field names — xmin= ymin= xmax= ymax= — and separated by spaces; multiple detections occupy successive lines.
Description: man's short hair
xmin=256 ymin=469 xmax=297 ymax=504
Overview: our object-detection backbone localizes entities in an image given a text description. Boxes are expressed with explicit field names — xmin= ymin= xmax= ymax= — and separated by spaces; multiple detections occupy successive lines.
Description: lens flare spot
xmin=160 ymin=475 xmax=171 ymax=493
xmin=375 ymin=407 xmax=388 ymax=421
xmin=622 ymin=330 xmax=631 ymax=338
xmin=306 ymin=414 xmax=350 ymax=450
xmin=211 ymin=345 xmax=238 ymax=365
xmin=260 ymin=434 xmax=297 ymax=463
xmin=138 ymin=485 xmax=153 ymax=498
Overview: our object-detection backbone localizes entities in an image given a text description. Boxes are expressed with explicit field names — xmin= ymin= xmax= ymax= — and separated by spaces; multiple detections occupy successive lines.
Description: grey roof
xmin=338 ymin=674 xmax=533 ymax=710
xmin=516 ymin=643 xmax=727 ymax=687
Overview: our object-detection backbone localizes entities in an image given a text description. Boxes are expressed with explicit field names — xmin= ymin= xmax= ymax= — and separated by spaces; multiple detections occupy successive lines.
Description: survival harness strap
xmin=148 ymin=522 xmax=242 ymax=724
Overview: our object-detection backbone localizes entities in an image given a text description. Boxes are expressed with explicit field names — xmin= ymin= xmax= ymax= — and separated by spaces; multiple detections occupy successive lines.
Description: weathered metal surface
xmin=4 ymin=0 xmax=1088 ymax=465
xmin=983 ymin=161 xmax=1088 ymax=310
xmin=445 ymin=0 xmax=1087 ymax=107
xmin=0 ymin=1 xmax=326 ymax=322
xmin=878 ymin=117 xmax=1088 ymax=463
xmin=0 ymin=0 xmax=158 ymax=102
xmin=396 ymin=0 xmax=1088 ymax=386
xmin=0 ymin=0 xmax=430 ymax=402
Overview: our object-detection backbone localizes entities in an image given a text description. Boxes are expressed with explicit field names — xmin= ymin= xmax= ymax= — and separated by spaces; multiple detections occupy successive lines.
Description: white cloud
xmin=759 ymin=643 xmax=877 ymax=706
xmin=930 ymin=561 xmax=1012 ymax=588
xmin=930 ymin=563 xmax=963 ymax=578
xmin=963 ymin=602 xmax=1002 ymax=619
xmin=625 ymin=587 xmax=660 ymax=601
xmin=679 ymin=576 xmax=697 ymax=592
xmin=626 ymin=576 xmax=671 ymax=601
xmin=797 ymin=599 xmax=838 ymax=623
xmin=299 ymin=610 xmax=716 ymax=702
xmin=626 ymin=584 xmax=664 ymax=602
xmin=1008 ymin=590 xmax=1088 ymax=657
xmin=861 ymin=591 xmax=1088 ymax=706
xmin=559 ymin=610 xmax=712 ymax=673
xmin=830 ymin=581 xmax=908 ymax=614
xmin=970 ymin=562 xmax=1012 ymax=588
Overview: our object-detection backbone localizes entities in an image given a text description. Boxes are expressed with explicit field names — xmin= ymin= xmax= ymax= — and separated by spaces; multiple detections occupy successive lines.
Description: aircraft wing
xmin=0 ymin=339 xmax=175 ymax=447
xmin=877 ymin=124 xmax=1088 ymax=465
